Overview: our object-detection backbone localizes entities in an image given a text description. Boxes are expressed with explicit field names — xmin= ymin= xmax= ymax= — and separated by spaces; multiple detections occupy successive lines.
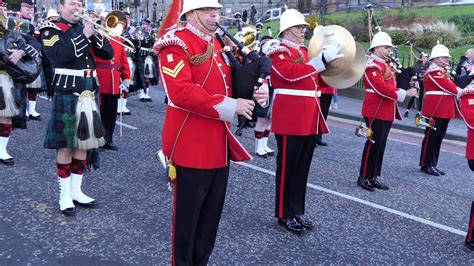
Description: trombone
xmin=74 ymin=9 xmax=136 ymax=53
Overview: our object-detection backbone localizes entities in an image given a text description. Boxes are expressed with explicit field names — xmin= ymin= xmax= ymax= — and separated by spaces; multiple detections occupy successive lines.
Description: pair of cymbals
xmin=308 ymin=25 xmax=367 ymax=89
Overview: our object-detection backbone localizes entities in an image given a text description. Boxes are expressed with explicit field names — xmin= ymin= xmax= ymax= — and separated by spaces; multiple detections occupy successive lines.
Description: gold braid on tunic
xmin=290 ymin=50 xmax=305 ymax=64
xmin=183 ymin=42 xmax=215 ymax=66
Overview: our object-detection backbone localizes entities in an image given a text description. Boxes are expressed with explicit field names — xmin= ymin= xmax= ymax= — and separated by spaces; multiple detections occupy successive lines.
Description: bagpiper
xmin=153 ymin=0 xmax=267 ymax=263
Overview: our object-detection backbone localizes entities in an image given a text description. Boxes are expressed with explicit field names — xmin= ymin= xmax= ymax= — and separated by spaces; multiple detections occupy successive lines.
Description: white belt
xmin=425 ymin=91 xmax=451 ymax=96
xmin=274 ymin=88 xmax=320 ymax=97
xmin=366 ymin=89 xmax=375 ymax=93
xmin=140 ymin=47 xmax=152 ymax=52
xmin=55 ymin=68 xmax=97 ymax=78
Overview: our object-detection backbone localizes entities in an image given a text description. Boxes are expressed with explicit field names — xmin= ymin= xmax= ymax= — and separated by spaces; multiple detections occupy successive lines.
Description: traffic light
xmin=134 ymin=0 xmax=141 ymax=7
xmin=118 ymin=2 xmax=124 ymax=10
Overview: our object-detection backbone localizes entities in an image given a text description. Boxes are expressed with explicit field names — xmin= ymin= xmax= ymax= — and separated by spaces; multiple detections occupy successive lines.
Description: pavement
xmin=1 ymin=85 xmax=473 ymax=265
xmin=329 ymin=92 xmax=467 ymax=142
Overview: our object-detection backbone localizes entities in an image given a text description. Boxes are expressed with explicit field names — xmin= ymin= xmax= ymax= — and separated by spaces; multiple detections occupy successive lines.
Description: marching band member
xmin=117 ymin=12 xmax=134 ymax=116
xmin=96 ymin=11 xmax=131 ymax=151
xmin=154 ymin=0 xmax=267 ymax=263
xmin=267 ymin=10 xmax=342 ymax=233
xmin=458 ymin=82 xmax=474 ymax=251
xmin=0 ymin=0 xmax=40 ymax=165
xmin=419 ymin=43 xmax=463 ymax=176
xmin=254 ymin=36 xmax=275 ymax=158
xmin=40 ymin=0 xmax=113 ymax=216
xmin=135 ymin=18 xmax=155 ymax=102
xmin=21 ymin=0 xmax=42 ymax=120
xmin=357 ymin=32 xmax=416 ymax=192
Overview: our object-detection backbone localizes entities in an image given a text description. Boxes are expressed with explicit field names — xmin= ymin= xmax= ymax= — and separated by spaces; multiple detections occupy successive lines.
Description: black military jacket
xmin=40 ymin=18 xmax=114 ymax=94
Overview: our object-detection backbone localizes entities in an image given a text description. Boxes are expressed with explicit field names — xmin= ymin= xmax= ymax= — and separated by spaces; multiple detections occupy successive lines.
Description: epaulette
xmin=153 ymin=27 xmax=187 ymax=55
xmin=425 ymin=64 xmax=445 ymax=74
xmin=366 ymin=58 xmax=382 ymax=71
xmin=458 ymin=85 xmax=474 ymax=98
xmin=38 ymin=20 xmax=60 ymax=31
xmin=266 ymin=45 xmax=292 ymax=58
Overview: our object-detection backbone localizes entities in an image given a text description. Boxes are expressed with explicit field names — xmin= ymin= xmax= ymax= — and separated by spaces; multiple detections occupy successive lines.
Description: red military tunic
xmin=458 ymin=86 xmax=474 ymax=160
xmin=267 ymin=39 xmax=328 ymax=136
xmin=95 ymin=37 xmax=131 ymax=95
xmin=154 ymin=26 xmax=250 ymax=169
xmin=422 ymin=63 xmax=460 ymax=119
xmin=362 ymin=54 xmax=403 ymax=121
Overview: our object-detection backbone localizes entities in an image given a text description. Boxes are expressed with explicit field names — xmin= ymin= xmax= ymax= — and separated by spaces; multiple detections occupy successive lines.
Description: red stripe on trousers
xmin=467 ymin=204 xmax=474 ymax=242
xmin=171 ymin=179 xmax=177 ymax=266
xmin=420 ymin=128 xmax=432 ymax=167
xmin=362 ymin=141 xmax=372 ymax=178
xmin=279 ymin=135 xmax=287 ymax=219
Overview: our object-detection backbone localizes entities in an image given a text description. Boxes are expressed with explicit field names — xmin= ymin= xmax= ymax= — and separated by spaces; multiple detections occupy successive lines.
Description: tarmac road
xmin=1 ymin=86 xmax=473 ymax=264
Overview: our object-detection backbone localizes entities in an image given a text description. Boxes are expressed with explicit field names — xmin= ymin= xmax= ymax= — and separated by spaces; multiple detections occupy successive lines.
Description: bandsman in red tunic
xmin=154 ymin=0 xmax=268 ymax=264
xmin=457 ymin=81 xmax=474 ymax=251
xmin=419 ymin=43 xmax=463 ymax=176
xmin=357 ymin=32 xmax=416 ymax=192
xmin=267 ymin=10 xmax=343 ymax=233
xmin=96 ymin=11 xmax=131 ymax=151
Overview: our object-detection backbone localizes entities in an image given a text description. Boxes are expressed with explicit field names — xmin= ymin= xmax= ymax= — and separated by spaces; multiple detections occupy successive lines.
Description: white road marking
xmin=233 ymin=161 xmax=467 ymax=237
xmin=116 ymin=122 xmax=138 ymax=130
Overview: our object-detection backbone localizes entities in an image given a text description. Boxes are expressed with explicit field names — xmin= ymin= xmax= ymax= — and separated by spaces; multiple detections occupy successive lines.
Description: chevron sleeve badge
xmin=162 ymin=60 xmax=185 ymax=78
xmin=43 ymin=35 xmax=60 ymax=47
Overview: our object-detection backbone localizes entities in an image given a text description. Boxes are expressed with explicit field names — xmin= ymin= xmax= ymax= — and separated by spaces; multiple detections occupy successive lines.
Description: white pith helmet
xmin=278 ymin=9 xmax=308 ymax=37
xmin=430 ymin=42 xmax=451 ymax=60
xmin=46 ymin=9 xmax=59 ymax=19
xmin=180 ymin=0 xmax=222 ymax=21
xmin=369 ymin=31 xmax=393 ymax=50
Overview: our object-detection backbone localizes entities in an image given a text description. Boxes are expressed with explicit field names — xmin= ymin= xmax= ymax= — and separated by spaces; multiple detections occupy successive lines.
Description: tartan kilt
xmin=44 ymin=92 xmax=78 ymax=149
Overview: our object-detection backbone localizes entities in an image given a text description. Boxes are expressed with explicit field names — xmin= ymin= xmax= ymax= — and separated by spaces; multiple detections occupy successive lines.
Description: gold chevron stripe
xmin=43 ymin=35 xmax=60 ymax=46
xmin=162 ymin=60 xmax=185 ymax=78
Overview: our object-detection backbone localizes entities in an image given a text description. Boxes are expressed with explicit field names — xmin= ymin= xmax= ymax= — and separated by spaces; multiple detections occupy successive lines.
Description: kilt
xmin=44 ymin=92 xmax=78 ymax=149
xmin=44 ymin=77 xmax=98 ymax=149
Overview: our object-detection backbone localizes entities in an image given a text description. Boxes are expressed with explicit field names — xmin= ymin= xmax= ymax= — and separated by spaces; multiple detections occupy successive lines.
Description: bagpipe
xmin=214 ymin=20 xmax=272 ymax=134
xmin=0 ymin=13 xmax=41 ymax=84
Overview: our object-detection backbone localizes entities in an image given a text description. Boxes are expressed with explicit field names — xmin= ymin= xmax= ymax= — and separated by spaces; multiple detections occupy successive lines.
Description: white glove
xmin=322 ymin=43 xmax=344 ymax=63
xmin=119 ymin=81 xmax=129 ymax=92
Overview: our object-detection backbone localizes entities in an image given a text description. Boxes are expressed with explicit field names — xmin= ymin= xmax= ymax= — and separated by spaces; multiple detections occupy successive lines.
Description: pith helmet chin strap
xmin=284 ymin=28 xmax=304 ymax=44
xmin=192 ymin=10 xmax=217 ymax=35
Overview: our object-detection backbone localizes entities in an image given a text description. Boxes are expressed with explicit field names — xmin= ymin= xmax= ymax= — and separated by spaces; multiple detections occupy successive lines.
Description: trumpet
xmin=74 ymin=9 xmax=136 ymax=53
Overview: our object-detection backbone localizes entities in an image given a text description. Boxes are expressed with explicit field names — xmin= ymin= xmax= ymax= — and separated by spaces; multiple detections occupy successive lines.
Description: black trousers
xmin=173 ymin=165 xmax=229 ymax=266
xmin=100 ymin=93 xmax=118 ymax=144
xmin=466 ymin=201 xmax=474 ymax=243
xmin=317 ymin=94 xmax=333 ymax=142
xmin=417 ymin=82 xmax=425 ymax=112
xmin=419 ymin=117 xmax=450 ymax=168
xmin=359 ymin=118 xmax=393 ymax=179
xmin=275 ymin=134 xmax=316 ymax=219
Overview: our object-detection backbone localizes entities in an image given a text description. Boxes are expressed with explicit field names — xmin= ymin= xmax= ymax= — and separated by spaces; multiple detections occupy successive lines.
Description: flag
xmin=157 ymin=0 xmax=183 ymax=38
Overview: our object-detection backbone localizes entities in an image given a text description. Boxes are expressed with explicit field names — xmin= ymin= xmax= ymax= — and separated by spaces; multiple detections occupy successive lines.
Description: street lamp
xmin=153 ymin=2 xmax=157 ymax=23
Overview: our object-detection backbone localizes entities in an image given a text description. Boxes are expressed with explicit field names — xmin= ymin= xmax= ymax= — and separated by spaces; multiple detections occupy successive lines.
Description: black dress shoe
xmin=370 ymin=177 xmax=389 ymax=190
xmin=316 ymin=140 xmax=328 ymax=146
xmin=123 ymin=111 xmax=131 ymax=116
xmin=403 ymin=111 xmax=409 ymax=118
xmin=146 ymin=98 xmax=153 ymax=102
xmin=73 ymin=200 xmax=97 ymax=208
xmin=421 ymin=166 xmax=440 ymax=176
xmin=139 ymin=98 xmax=147 ymax=102
xmin=465 ymin=241 xmax=474 ymax=251
xmin=357 ymin=176 xmax=375 ymax=192
xmin=0 ymin=158 xmax=14 ymax=165
xmin=295 ymin=215 xmax=314 ymax=230
xmin=102 ymin=143 xmax=118 ymax=151
xmin=61 ymin=207 xmax=76 ymax=216
xmin=434 ymin=167 xmax=445 ymax=175
xmin=29 ymin=115 xmax=41 ymax=121
xmin=278 ymin=218 xmax=303 ymax=233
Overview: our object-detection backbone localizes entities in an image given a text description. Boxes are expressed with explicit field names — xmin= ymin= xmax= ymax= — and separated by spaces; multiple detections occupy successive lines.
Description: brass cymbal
xmin=321 ymin=42 xmax=367 ymax=89
xmin=308 ymin=25 xmax=356 ymax=77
